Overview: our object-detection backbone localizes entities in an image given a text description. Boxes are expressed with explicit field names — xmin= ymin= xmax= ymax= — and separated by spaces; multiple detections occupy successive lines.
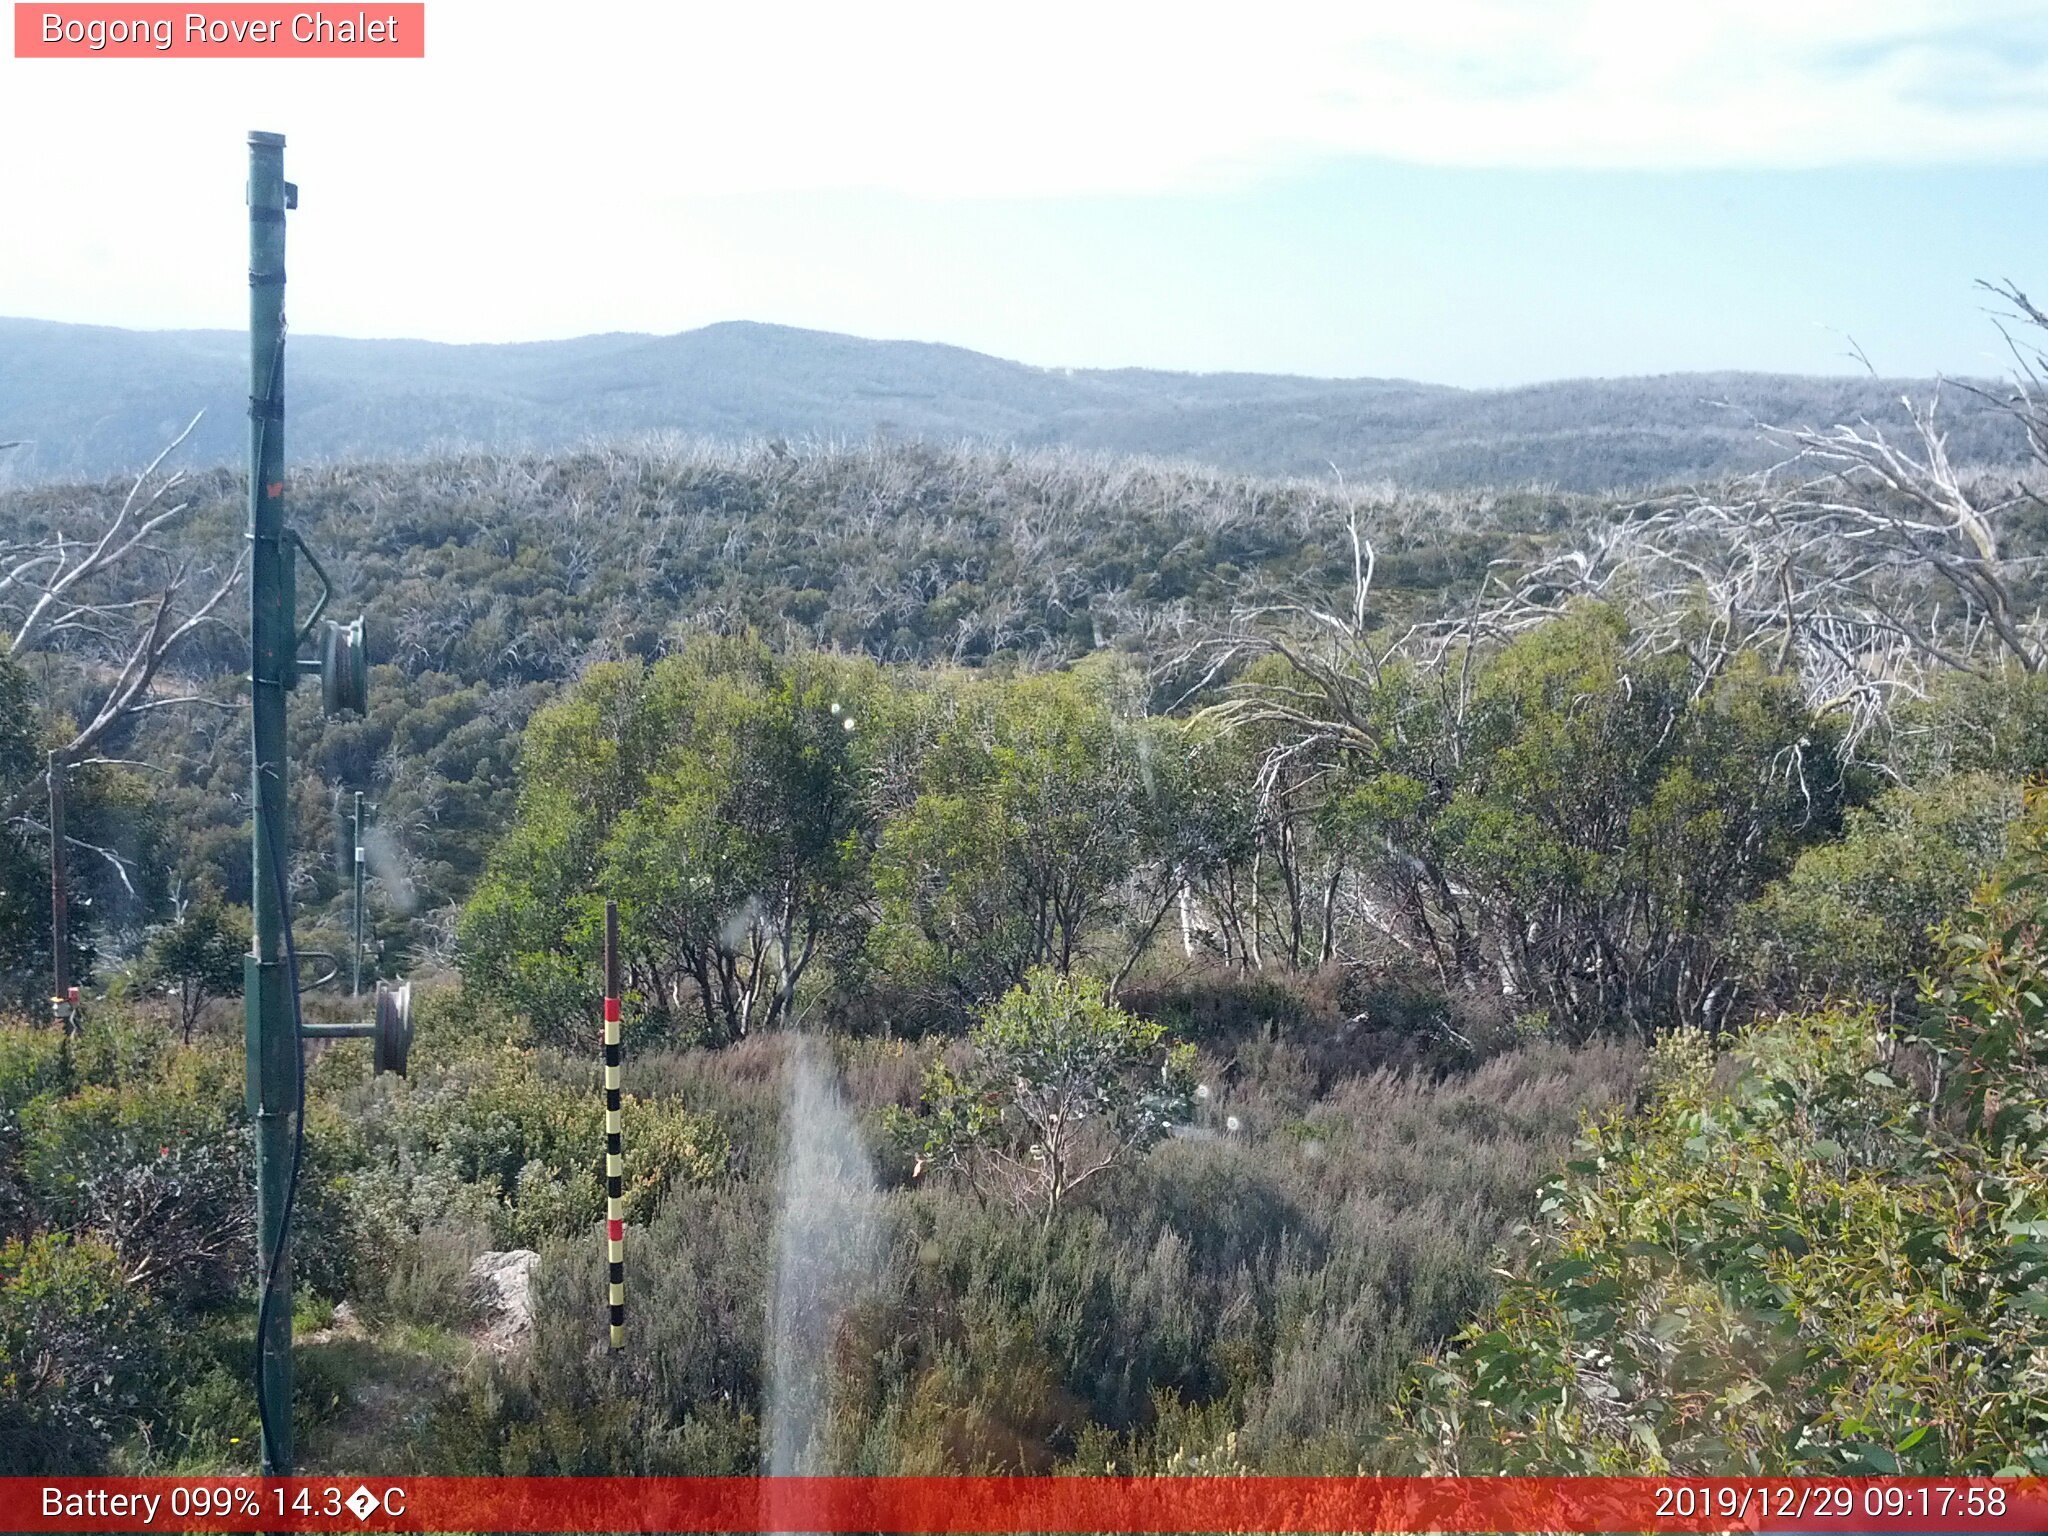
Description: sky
xmin=3 ymin=0 xmax=2047 ymax=386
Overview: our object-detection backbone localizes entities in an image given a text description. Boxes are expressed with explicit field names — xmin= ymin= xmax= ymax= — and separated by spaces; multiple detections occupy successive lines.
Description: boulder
xmin=468 ymin=1248 xmax=540 ymax=1349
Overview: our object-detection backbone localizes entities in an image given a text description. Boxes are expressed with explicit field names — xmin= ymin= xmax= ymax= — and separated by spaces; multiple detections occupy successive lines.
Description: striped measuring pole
xmin=603 ymin=900 xmax=624 ymax=1350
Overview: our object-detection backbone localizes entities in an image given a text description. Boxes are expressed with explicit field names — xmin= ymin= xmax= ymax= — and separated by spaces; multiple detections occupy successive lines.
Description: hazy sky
xmin=4 ymin=1 xmax=2046 ymax=385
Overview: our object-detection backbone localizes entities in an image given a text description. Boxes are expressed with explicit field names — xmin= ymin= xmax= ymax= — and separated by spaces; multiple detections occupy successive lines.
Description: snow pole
xmin=603 ymin=900 xmax=624 ymax=1350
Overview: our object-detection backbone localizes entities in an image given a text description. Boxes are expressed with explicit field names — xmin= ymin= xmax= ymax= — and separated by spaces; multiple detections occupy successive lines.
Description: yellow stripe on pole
xmin=608 ymin=1238 xmax=624 ymax=1263
xmin=607 ymin=1152 xmax=623 ymax=1177
xmin=604 ymin=1065 xmax=620 ymax=1090
xmin=606 ymin=1108 xmax=621 ymax=1134
xmin=610 ymin=1324 xmax=624 ymax=1346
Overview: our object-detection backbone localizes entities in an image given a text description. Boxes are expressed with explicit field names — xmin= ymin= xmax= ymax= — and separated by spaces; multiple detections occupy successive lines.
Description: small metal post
xmin=351 ymin=792 xmax=365 ymax=997
xmin=47 ymin=751 xmax=68 ymax=1024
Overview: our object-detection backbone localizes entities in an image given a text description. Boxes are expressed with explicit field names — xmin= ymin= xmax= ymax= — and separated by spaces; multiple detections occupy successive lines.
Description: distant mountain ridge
xmin=0 ymin=315 xmax=2026 ymax=493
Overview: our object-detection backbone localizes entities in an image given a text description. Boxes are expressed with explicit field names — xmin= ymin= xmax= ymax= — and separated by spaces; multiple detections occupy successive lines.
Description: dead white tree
xmin=1160 ymin=490 xmax=1485 ymax=981
xmin=1161 ymin=294 xmax=2048 ymax=1009
xmin=0 ymin=415 xmax=244 ymax=824
xmin=1441 ymin=284 xmax=2048 ymax=757
xmin=1970 ymin=278 xmax=2048 ymax=492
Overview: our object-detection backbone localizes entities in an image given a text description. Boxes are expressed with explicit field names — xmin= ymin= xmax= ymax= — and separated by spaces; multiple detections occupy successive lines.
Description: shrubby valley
xmin=5 ymin=314 xmax=2031 ymax=492
xmin=4 ymin=288 xmax=2048 ymax=1478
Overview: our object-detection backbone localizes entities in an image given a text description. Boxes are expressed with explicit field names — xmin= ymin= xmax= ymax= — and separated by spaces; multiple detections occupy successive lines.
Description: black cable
xmin=253 ymin=815 xmax=307 ymax=1473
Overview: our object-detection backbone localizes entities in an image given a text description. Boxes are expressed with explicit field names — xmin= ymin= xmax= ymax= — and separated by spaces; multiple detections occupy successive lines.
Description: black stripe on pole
xmin=608 ymin=1174 xmax=623 ymax=1198
xmin=604 ymin=1043 xmax=621 ymax=1067
xmin=607 ymin=1132 xmax=622 ymax=1154
xmin=609 ymin=1261 xmax=624 ymax=1283
xmin=609 ymin=1303 xmax=624 ymax=1325
xmin=606 ymin=1087 xmax=622 ymax=1110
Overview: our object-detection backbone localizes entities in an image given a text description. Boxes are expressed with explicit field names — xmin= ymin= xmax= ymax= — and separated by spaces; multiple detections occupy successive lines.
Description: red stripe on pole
xmin=604 ymin=997 xmax=621 ymax=1022
xmin=4 ymin=1476 xmax=2045 ymax=1532
xmin=607 ymin=1218 xmax=623 ymax=1240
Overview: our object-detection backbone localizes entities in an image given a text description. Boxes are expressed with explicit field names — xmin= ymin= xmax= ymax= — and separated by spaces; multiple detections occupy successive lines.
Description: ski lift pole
xmin=244 ymin=127 xmax=296 ymax=1477
xmin=239 ymin=127 xmax=395 ymax=1482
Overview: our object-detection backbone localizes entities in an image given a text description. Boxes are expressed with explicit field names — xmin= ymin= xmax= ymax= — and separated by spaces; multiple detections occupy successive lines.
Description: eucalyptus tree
xmin=1185 ymin=486 xmax=1847 ymax=1034
xmin=869 ymin=658 xmax=1152 ymax=1020
xmin=460 ymin=636 xmax=892 ymax=1044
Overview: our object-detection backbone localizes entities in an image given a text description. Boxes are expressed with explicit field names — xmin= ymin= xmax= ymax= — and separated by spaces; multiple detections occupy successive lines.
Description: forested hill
xmin=0 ymin=315 xmax=2027 ymax=491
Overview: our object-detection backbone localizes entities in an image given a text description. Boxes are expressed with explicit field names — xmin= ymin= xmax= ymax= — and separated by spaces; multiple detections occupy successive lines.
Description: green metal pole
xmin=243 ymin=128 xmax=295 ymax=1478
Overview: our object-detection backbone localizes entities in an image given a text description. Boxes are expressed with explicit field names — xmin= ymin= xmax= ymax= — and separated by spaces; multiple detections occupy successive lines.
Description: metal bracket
xmin=298 ymin=981 xmax=411 ymax=1075
xmin=291 ymin=531 xmax=333 ymax=646
xmin=289 ymin=949 xmax=342 ymax=990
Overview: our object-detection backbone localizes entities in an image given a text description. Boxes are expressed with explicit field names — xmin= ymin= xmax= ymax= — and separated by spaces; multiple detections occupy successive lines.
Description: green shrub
xmin=423 ymin=1184 xmax=771 ymax=1473
xmin=0 ymin=1020 xmax=70 ymax=1113
xmin=18 ymin=1050 xmax=252 ymax=1312
xmin=895 ymin=969 xmax=1195 ymax=1228
xmin=0 ymin=1232 xmax=169 ymax=1472
xmin=1745 ymin=772 xmax=2020 ymax=1015
xmin=337 ymin=1041 xmax=726 ymax=1320
xmin=430 ymin=1025 xmax=1634 ymax=1476
xmin=0 ymin=1020 xmax=70 ymax=1239
xmin=138 ymin=892 xmax=249 ymax=1045
xmin=1402 ymin=801 xmax=2048 ymax=1474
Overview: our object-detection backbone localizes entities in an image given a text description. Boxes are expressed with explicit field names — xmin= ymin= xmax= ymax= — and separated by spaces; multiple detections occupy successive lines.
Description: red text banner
xmin=14 ymin=4 xmax=424 ymax=57
xmin=3 ymin=1476 xmax=2047 ymax=1533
